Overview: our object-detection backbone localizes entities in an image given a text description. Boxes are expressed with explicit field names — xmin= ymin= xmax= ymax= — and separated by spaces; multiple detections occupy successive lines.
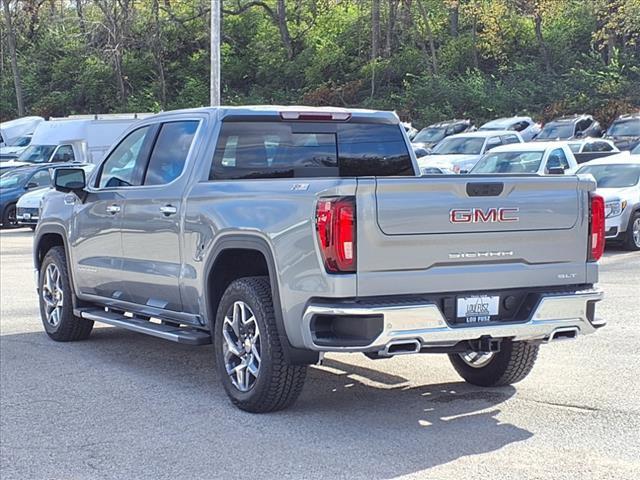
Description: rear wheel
xmin=448 ymin=340 xmax=539 ymax=387
xmin=38 ymin=246 xmax=94 ymax=341
xmin=214 ymin=276 xmax=307 ymax=413
xmin=623 ymin=212 xmax=640 ymax=251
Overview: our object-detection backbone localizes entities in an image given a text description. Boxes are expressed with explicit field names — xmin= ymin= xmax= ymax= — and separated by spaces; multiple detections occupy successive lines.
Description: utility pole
xmin=210 ymin=0 xmax=221 ymax=106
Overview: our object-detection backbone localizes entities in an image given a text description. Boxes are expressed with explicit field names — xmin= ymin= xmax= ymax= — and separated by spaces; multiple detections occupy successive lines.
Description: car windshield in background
xmin=537 ymin=123 xmax=574 ymax=139
xmin=17 ymin=145 xmax=56 ymax=163
xmin=568 ymin=143 xmax=581 ymax=153
xmin=471 ymin=151 xmax=544 ymax=174
xmin=413 ymin=128 xmax=445 ymax=143
xmin=12 ymin=136 xmax=31 ymax=147
xmin=607 ymin=119 xmax=640 ymax=137
xmin=0 ymin=170 xmax=29 ymax=189
xmin=431 ymin=137 xmax=484 ymax=155
xmin=577 ymin=164 xmax=640 ymax=188
xmin=632 ymin=144 xmax=640 ymax=154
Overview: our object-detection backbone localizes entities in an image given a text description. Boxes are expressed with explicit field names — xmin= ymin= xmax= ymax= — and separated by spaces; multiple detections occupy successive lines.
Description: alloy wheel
xmin=222 ymin=301 xmax=261 ymax=392
xmin=459 ymin=351 xmax=495 ymax=369
xmin=633 ymin=217 xmax=640 ymax=248
xmin=42 ymin=263 xmax=64 ymax=327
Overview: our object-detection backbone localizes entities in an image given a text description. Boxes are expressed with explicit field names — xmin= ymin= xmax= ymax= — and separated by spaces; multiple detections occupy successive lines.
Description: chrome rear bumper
xmin=301 ymin=288 xmax=604 ymax=353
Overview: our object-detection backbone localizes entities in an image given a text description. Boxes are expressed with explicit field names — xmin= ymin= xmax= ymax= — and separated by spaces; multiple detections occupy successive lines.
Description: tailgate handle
xmin=466 ymin=182 xmax=504 ymax=197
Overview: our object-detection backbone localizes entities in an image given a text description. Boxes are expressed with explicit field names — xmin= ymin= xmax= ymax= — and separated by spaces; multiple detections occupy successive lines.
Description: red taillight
xmin=316 ymin=197 xmax=356 ymax=273
xmin=589 ymin=193 xmax=605 ymax=261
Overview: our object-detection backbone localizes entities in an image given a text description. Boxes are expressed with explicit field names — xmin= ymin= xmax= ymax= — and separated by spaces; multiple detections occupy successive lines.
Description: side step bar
xmin=77 ymin=308 xmax=212 ymax=345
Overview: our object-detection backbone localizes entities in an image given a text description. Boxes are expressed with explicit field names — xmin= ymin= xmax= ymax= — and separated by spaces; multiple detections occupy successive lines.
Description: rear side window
xmin=209 ymin=121 xmax=412 ymax=180
xmin=144 ymin=121 xmax=199 ymax=185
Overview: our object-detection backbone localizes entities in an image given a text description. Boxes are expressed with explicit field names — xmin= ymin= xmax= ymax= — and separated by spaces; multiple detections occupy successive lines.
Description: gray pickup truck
xmin=34 ymin=106 xmax=606 ymax=412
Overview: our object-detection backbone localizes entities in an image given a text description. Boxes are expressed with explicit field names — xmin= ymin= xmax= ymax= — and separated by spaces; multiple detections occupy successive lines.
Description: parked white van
xmin=0 ymin=114 xmax=151 ymax=174
xmin=0 ymin=116 xmax=44 ymax=160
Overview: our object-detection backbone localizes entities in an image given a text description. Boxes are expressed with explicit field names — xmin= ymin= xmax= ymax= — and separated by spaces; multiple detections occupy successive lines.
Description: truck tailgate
xmin=356 ymin=176 xmax=593 ymax=297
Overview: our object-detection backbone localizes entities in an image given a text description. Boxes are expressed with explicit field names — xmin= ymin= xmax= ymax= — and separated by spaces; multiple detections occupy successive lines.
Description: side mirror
xmin=26 ymin=182 xmax=39 ymax=189
xmin=54 ymin=167 xmax=86 ymax=194
xmin=547 ymin=167 xmax=565 ymax=175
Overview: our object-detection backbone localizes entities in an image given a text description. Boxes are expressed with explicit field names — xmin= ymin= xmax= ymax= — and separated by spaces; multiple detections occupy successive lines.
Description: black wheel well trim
xmin=204 ymin=234 xmax=318 ymax=365
xmin=34 ymin=225 xmax=83 ymax=310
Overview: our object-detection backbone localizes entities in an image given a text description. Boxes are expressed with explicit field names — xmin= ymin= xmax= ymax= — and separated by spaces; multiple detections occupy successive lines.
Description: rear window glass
xmin=472 ymin=151 xmax=544 ymax=174
xmin=209 ymin=121 xmax=413 ymax=180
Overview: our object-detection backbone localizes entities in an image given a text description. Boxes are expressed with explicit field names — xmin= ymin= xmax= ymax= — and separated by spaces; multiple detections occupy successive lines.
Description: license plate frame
xmin=456 ymin=295 xmax=500 ymax=324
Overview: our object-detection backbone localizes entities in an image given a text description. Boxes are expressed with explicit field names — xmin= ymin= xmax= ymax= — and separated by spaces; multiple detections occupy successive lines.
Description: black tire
xmin=38 ymin=246 xmax=94 ymax=341
xmin=623 ymin=211 xmax=640 ymax=251
xmin=448 ymin=340 xmax=539 ymax=387
xmin=213 ymin=276 xmax=307 ymax=413
xmin=2 ymin=203 xmax=17 ymax=228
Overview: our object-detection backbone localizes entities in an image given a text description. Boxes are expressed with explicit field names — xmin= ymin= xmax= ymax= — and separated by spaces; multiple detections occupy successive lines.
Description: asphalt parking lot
xmin=1 ymin=228 xmax=639 ymax=480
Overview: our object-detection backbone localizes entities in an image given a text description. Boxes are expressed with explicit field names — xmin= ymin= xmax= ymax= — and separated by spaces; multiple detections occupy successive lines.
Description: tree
xmin=1 ymin=0 xmax=25 ymax=115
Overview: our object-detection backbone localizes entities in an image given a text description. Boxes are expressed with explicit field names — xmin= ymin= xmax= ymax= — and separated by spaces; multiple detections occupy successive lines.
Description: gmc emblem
xmin=449 ymin=207 xmax=519 ymax=223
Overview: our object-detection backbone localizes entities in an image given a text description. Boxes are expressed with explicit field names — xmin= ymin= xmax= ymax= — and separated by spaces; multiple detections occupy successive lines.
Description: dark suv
xmin=412 ymin=119 xmax=475 ymax=151
xmin=535 ymin=114 xmax=603 ymax=141
xmin=604 ymin=113 xmax=640 ymax=151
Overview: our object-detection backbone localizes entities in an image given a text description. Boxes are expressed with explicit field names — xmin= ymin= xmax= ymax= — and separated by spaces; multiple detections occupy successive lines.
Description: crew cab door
xmin=117 ymin=119 xmax=200 ymax=312
xmin=70 ymin=125 xmax=155 ymax=299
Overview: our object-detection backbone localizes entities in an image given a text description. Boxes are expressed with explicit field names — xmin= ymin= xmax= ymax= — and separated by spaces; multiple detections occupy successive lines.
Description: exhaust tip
xmin=549 ymin=327 xmax=579 ymax=342
xmin=382 ymin=339 xmax=421 ymax=356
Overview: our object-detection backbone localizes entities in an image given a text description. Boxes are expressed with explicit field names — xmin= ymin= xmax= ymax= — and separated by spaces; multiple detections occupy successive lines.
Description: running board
xmin=77 ymin=308 xmax=212 ymax=345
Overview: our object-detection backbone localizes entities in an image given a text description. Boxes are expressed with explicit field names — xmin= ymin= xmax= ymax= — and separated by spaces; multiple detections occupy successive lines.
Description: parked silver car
xmin=479 ymin=116 xmax=541 ymax=141
xmin=576 ymin=156 xmax=640 ymax=250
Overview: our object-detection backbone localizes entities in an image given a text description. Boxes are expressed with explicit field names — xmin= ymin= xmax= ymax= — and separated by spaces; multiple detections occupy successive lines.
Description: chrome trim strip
xmin=301 ymin=288 xmax=604 ymax=352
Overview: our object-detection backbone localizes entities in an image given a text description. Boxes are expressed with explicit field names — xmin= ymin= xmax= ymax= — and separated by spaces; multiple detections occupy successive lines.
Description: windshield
xmin=472 ymin=151 xmax=544 ymax=174
xmin=17 ymin=145 xmax=56 ymax=164
xmin=12 ymin=136 xmax=32 ymax=147
xmin=0 ymin=170 xmax=29 ymax=189
xmin=432 ymin=137 xmax=484 ymax=155
xmin=413 ymin=127 xmax=446 ymax=144
xmin=577 ymin=164 xmax=640 ymax=188
xmin=607 ymin=119 xmax=640 ymax=137
xmin=537 ymin=123 xmax=574 ymax=139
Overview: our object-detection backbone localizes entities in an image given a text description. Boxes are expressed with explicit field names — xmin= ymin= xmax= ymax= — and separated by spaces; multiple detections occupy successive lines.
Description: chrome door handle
xmin=159 ymin=205 xmax=178 ymax=216
xmin=106 ymin=204 xmax=121 ymax=214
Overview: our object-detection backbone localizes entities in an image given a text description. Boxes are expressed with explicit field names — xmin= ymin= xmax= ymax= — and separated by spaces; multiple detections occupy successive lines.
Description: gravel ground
xmin=1 ymin=228 xmax=639 ymax=480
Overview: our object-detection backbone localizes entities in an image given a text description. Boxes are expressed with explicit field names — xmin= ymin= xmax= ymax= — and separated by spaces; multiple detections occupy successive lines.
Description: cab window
xmin=27 ymin=169 xmax=51 ymax=188
xmin=144 ymin=121 xmax=199 ymax=186
xmin=51 ymin=145 xmax=75 ymax=163
xmin=97 ymin=126 xmax=152 ymax=188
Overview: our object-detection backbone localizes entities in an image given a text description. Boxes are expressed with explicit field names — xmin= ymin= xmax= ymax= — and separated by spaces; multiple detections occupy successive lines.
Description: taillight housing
xmin=315 ymin=197 xmax=356 ymax=273
xmin=589 ymin=193 xmax=605 ymax=261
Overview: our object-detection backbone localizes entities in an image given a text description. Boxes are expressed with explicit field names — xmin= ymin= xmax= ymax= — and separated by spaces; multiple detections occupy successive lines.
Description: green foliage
xmin=1 ymin=0 xmax=638 ymax=125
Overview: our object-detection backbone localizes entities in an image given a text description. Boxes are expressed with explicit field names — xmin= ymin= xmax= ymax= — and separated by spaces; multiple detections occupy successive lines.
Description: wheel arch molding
xmin=203 ymin=233 xmax=319 ymax=365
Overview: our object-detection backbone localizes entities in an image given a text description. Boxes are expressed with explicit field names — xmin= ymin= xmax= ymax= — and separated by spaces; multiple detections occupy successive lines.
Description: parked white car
xmin=417 ymin=130 xmax=523 ymax=174
xmin=16 ymin=163 xmax=95 ymax=228
xmin=576 ymin=156 xmax=640 ymax=250
xmin=470 ymin=142 xmax=578 ymax=175
xmin=479 ymin=116 xmax=542 ymax=141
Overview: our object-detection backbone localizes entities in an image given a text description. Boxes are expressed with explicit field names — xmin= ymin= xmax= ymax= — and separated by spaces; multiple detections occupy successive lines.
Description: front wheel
xmin=38 ymin=246 xmax=94 ymax=341
xmin=448 ymin=340 xmax=539 ymax=387
xmin=623 ymin=212 xmax=640 ymax=251
xmin=213 ymin=276 xmax=307 ymax=413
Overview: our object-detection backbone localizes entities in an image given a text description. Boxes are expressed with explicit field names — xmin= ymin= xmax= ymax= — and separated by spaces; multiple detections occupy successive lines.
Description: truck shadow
xmin=1 ymin=327 xmax=532 ymax=479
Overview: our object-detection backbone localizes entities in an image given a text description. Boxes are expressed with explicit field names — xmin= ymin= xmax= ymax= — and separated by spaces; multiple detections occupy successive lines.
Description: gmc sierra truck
xmin=34 ymin=106 xmax=605 ymax=413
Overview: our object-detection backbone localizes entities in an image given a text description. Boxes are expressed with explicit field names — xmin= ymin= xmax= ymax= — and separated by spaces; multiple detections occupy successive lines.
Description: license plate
xmin=456 ymin=295 xmax=499 ymax=323
xmin=23 ymin=213 xmax=31 ymax=220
